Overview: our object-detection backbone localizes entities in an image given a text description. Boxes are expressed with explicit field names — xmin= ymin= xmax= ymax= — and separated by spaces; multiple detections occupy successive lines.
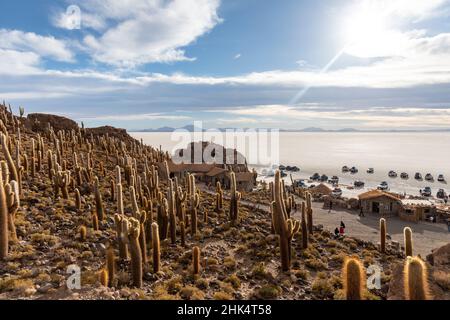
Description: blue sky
xmin=1 ymin=0 xmax=450 ymax=130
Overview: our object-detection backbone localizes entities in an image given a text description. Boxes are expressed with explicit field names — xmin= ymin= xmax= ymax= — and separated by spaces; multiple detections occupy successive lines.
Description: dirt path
xmin=200 ymin=185 xmax=450 ymax=257
xmin=306 ymin=203 xmax=450 ymax=257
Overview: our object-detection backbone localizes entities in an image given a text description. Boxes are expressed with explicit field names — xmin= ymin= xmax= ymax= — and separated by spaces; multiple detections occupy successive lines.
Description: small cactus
xmin=343 ymin=257 xmax=366 ymax=300
xmin=193 ymin=246 xmax=201 ymax=275
xmin=404 ymin=256 xmax=430 ymax=300
xmin=92 ymin=211 xmax=99 ymax=231
xmin=404 ymin=227 xmax=413 ymax=257
xmin=99 ymin=269 xmax=108 ymax=287
xmin=79 ymin=225 xmax=87 ymax=242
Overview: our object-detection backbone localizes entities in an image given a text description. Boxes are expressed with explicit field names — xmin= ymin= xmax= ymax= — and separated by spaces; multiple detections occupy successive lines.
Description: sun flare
xmin=342 ymin=3 xmax=397 ymax=58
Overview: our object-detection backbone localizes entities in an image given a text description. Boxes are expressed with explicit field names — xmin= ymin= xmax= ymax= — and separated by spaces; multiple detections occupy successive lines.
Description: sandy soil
xmin=303 ymin=203 xmax=450 ymax=258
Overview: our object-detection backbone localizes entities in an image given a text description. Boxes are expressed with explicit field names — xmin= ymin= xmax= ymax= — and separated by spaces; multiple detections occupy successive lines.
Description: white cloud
xmin=0 ymin=49 xmax=41 ymax=75
xmin=0 ymin=29 xmax=74 ymax=62
xmin=234 ymin=53 xmax=241 ymax=60
xmin=211 ymin=105 xmax=450 ymax=128
xmin=60 ymin=0 xmax=222 ymax=67
xmin=81 ymin=113 xmax=192 ymax=121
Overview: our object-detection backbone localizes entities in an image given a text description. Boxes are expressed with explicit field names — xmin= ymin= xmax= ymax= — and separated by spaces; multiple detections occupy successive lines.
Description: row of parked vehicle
xmin=389 ymin=171 xmax=445 ymax=182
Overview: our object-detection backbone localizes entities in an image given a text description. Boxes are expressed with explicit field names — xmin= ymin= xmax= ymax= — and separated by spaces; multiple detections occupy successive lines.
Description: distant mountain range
xmin=130 ymin=125 xmax=450 ymax=133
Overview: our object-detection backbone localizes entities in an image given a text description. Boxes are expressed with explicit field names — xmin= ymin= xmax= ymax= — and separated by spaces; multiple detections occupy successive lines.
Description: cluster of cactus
xmin=271 ymin=170 xmax=300 ymax=271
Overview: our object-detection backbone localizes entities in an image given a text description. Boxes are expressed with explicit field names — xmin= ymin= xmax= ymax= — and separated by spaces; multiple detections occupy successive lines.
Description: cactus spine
xmin=380 ymin=218 xmax=386 ymax=253
xmin=151 ymin=222 xmax=160 ymax=273
xmin=404 ymin=256 xmax=430 ymax=300
xmin=229 ymin=172 xmax=241 ymax=224
xmin=404 ymin=227 xmax=413 ymax=257
xmin=343 ymin=257 xmax=365 ymax=300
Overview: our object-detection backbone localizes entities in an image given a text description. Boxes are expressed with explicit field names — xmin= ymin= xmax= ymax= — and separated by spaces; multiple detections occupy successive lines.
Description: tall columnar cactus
xmin=229 ymin=172 xmax=241 ymax=224
xmin=306 ymin=192 xmax=313 ymax=234
xmin=215 ymin=181 xmax=223 ymax=213
xmin=151 ymin=222 xmax=160 ymax=273
xmin=167 ymin=179 xmax=177 ymax=244
xmin=117 ymin=183 xmax=124 ymax=215
xmin=187 ymin=174 xmax=199 ymax=235
xmin=174 ymin=177 xmax=186 ymax=220
xmin=0 ymin=168 xmax=9 ymax=260
xmin=1 ymin=133 xmax=19 ymax=186
xmin=53 ymin=169 xmax=70 ymax=199
xmin=343 ymin=257 xmax=366 ymax=300
xmin=192 ymin=246 xmax=201 ymax=275
xmin=114 ymin=214 xmax=129 ymax=260
xmin=137 ymin=211 xmax=147 ymax=264
xmin=5 ymin=181 xmax=19 ymax=241
xmin=157 ymin=198 xmax=169 ymax=240
xmin=94 ymin=177 xmax=105 ymax=221
xmin=180 ymin=221 xmax=186 ymax=247
xmin=271 ymin=171 xmax=300 ymax=271
xmin=380 ymin=218 xmax=386 ymax=253
xmin=110 ymin=178 xmax=116 ymax=202
xmin=301 ymin=202 xmax=308 ymax=249
xmin=106 ymin=246 xmax=115 ymax=288
xmin=404 ymin=227 xmax=413 ymax=257
xmin=128 ymin=218 xmax=143 ymax=288
xmin=130 ymin=185 xmax=140 ymax=219
xmin=404 ymin=256 xmax=430 ymax=300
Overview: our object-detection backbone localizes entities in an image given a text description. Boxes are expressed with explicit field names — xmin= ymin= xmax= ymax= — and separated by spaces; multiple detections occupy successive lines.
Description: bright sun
xmin=341 ymin=4 xmax=397 ymax=58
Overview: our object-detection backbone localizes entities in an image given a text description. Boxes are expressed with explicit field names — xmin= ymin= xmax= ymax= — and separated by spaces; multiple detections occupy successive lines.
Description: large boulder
xmin=26 ymin=113 xmax=78 ymax=132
